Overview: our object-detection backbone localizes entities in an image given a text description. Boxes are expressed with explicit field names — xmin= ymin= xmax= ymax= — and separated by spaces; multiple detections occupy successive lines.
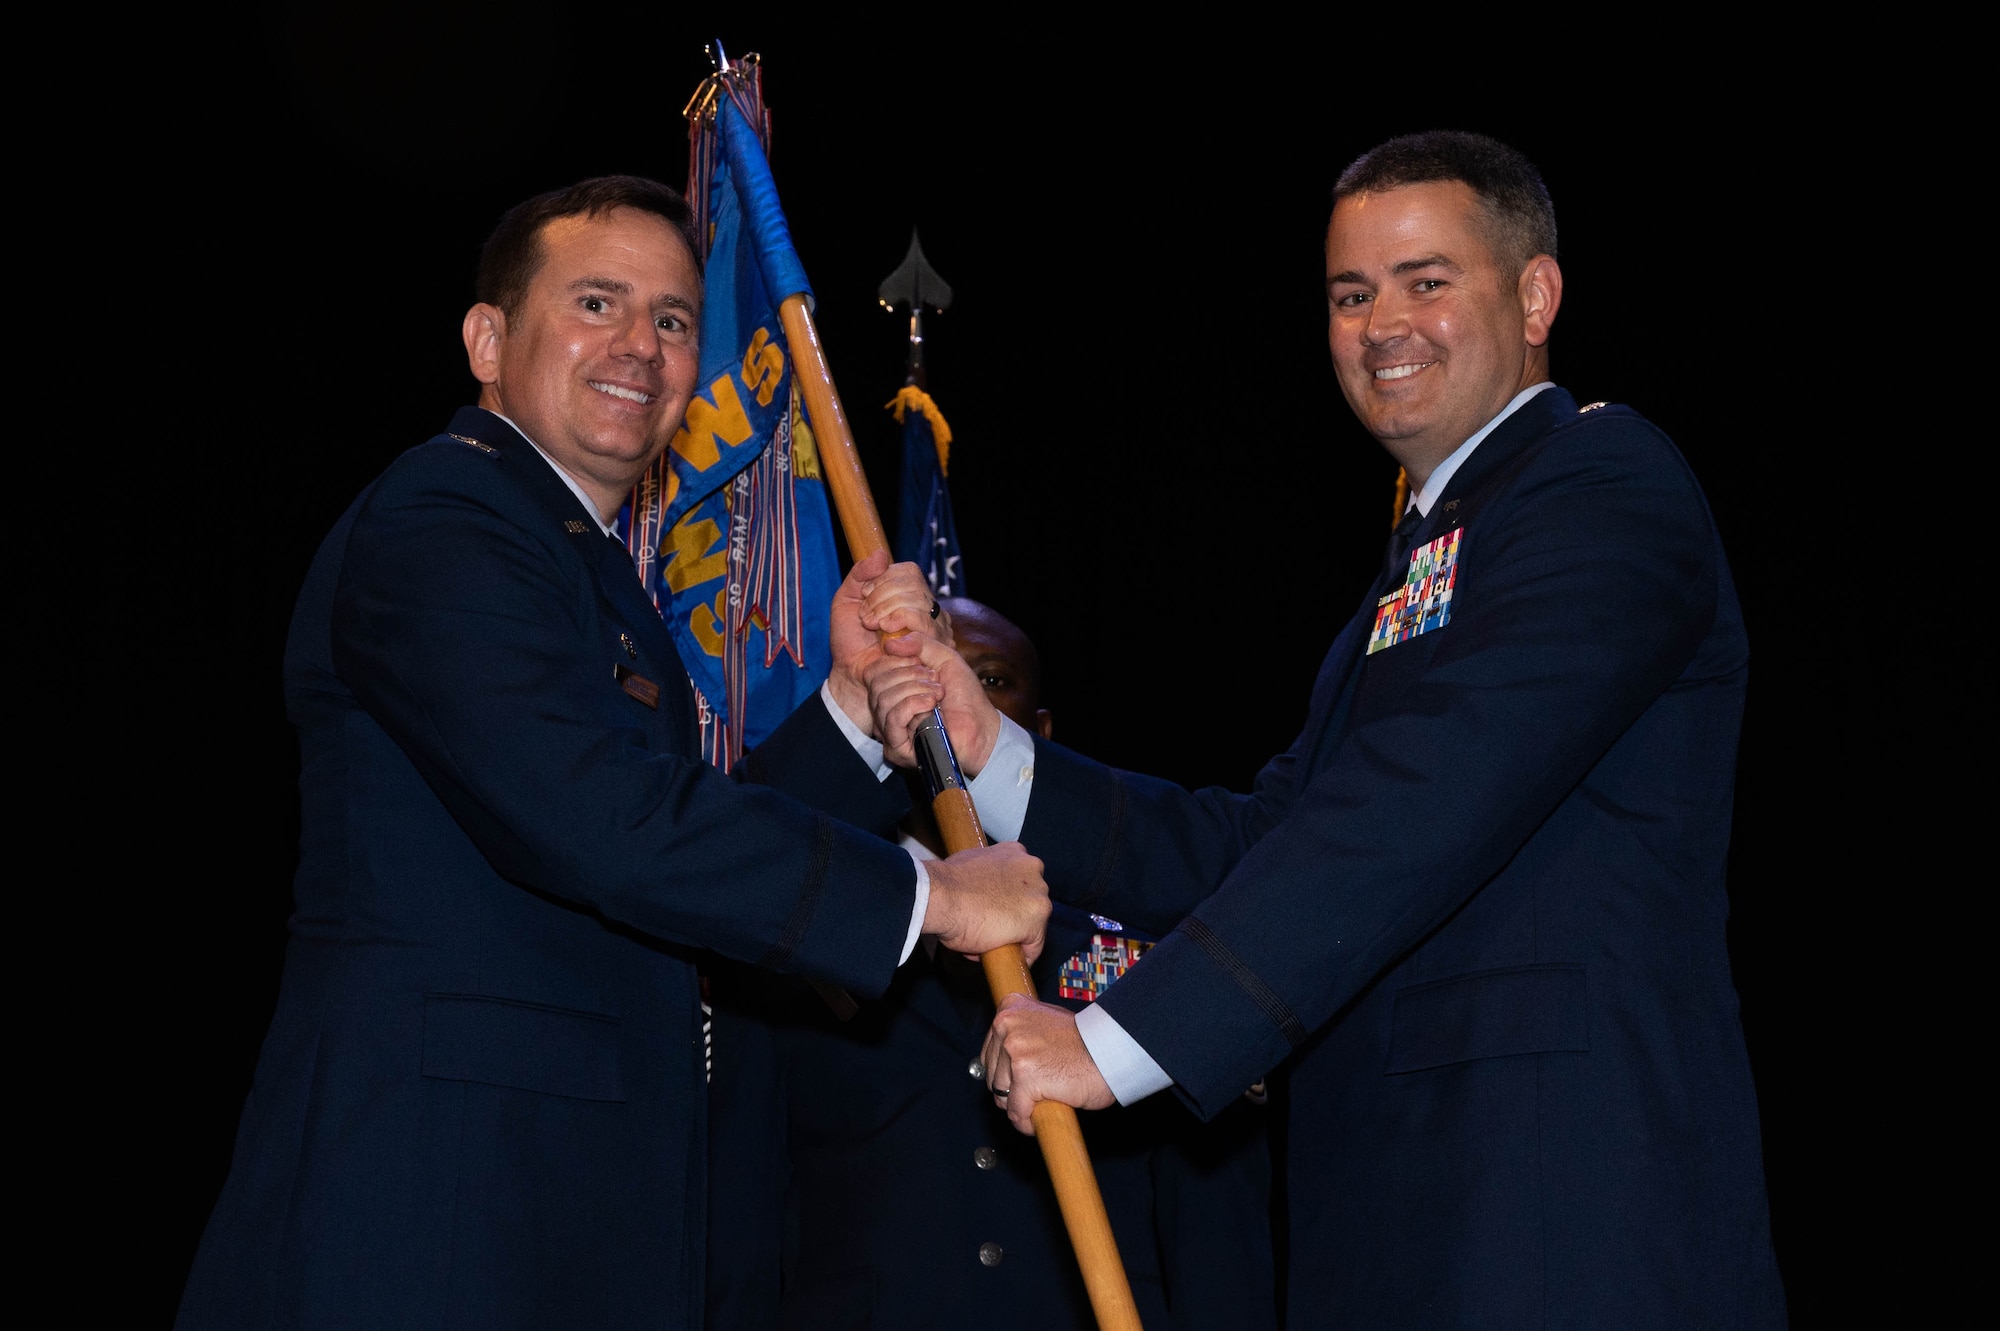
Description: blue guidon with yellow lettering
xmin=615 ymin=95 xmax=840 ymax=768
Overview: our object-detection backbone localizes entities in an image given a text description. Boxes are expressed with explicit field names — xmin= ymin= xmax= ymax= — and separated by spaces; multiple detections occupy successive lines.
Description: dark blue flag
xmin=889 ymin=385 xmax=964 ymax=597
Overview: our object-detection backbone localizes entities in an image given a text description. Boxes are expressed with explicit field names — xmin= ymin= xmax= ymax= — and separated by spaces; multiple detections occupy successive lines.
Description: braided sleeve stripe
xmin=759 ymin=813 xmax=835 ymax=971
xmin=1180 ymin=915 xmax=1309 ymax=1049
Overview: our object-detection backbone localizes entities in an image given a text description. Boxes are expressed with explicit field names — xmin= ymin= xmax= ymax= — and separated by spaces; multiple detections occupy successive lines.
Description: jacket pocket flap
xmin=1386 ymin=964 xmax=1587 ymax=1074
xmin=422 ymin=993 xmax=625 ymax=1102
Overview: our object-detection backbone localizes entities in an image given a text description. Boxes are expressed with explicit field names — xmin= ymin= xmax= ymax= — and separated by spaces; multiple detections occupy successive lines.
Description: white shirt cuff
xmin=899 ymin=856 xmax=931 ymax=965
xmin=820 ymin=679 xmax=891 ymax=780
xmin=1075 ymin=1002 xmax=1173 ymax=1105
xmin=965 ymin=714 xmax=1036 ymax=842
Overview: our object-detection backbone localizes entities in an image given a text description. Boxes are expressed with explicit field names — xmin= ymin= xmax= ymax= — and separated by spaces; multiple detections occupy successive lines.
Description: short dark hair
xmin=1334 ymin=131 xmax=1557 ymax=266
xmin=476 ymin=175 xmax=700 ymax=320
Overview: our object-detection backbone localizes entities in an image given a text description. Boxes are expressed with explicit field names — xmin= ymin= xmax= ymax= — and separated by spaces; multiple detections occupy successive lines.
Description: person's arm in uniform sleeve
xmin=1081 ymin=419 xmax=1724 ymax=1117
xmin=333 ymin=454 xmax=919 ymax=996
xmin=863 ymin=634 xmax=1301 ymax=936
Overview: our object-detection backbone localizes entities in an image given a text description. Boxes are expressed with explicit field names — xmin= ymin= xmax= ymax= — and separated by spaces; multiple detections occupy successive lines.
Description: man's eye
xmin=1333 ymin=291 xmax=1370 ymax=309
xmin=582 ymin=296 xmax=607 ymax=313
xmin=657 ymin=314 xmax=687 ymax=332
xmin=1414 ymin=279 xmax=1445 ymax=293
xmin=980 ymin=674 xmax=1009 ymax=689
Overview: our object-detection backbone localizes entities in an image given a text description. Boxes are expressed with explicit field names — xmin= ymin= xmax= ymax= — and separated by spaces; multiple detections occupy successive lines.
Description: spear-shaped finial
xmin=877 ymin=230 xmax=953 ymax=387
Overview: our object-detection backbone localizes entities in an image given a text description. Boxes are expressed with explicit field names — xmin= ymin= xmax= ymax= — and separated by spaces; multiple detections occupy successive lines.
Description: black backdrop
xmin=127 ymin=14 xmax=1888 ymax=1324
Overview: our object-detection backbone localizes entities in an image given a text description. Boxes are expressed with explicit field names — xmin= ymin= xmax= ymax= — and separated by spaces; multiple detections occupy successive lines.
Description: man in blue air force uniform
xmin=864 ymin=133 xmax=1786 ymax=1327
xmin=706 ymin=598 xmax=1274 ymax=1330
xmin=175 ymin=176 xmax=1052 ymax=1330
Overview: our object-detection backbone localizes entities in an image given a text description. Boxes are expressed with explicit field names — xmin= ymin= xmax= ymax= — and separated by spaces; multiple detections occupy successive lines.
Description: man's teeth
xmin=1374 ymin=362 xmax=1434 ymax=381
xmin=590 ymin=381 xmax=654 ymax=404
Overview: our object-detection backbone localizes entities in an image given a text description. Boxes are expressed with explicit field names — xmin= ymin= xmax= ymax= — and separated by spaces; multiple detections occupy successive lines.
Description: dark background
xmin=125 ymin=13 xmax=1887 ymax=1324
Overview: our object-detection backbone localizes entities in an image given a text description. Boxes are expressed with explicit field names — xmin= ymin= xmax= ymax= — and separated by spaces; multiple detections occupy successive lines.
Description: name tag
xmin=614 ymin=662 xmax=660 ymax=710
xmin=1368 ymin=526 xmax=1462 ymax=656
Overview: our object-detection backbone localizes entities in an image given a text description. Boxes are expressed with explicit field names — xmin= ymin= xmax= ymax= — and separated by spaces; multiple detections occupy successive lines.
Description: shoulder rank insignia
xmin=448 ymin=432 xmax=498 ymax=453
xmin=1368 ymin=526 xmax=1462 ymax=656
xmin=1057 ymin=933 xmax=1153 ymax=1002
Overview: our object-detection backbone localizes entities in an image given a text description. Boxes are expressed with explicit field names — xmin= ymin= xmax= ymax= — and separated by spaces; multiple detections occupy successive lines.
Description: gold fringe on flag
xmin=885 ymin=384 xmax=954 ymax=475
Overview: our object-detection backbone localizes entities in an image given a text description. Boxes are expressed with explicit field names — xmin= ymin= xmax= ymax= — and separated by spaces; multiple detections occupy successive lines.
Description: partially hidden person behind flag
xmin=862 ymin=132 xmax=1787 ymax=1327
xmin=890 ymin=383 xmax=966 ymax=598
xmin=173 ymin=174 xmax=1054 ymax=1331
xmin=706 ymin=597 xmax=1275 ymax=1330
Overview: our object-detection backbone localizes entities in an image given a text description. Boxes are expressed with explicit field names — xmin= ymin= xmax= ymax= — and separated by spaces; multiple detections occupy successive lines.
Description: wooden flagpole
xmin=780 ymin=293 xmax=1145 ymax=1331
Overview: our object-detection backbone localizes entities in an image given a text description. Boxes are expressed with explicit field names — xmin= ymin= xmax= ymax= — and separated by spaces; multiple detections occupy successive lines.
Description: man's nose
xmin=1363 ymin=294 xmax=1408 ymax=345
xmin=611 ymin=313 xmax=665 ymax=363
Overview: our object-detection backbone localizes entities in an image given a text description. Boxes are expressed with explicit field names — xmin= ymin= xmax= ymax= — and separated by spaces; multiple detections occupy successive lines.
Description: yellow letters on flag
xmin=671 ymin=374 xmax=755 ymax=472
xmin=740 ymin=327 xmax=784 ymax=407
xmin=661 ymin=514 xmax=729 ymax=594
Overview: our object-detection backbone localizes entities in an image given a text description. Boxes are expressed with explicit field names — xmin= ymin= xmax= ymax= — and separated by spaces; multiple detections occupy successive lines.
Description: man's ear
xmin=463 ymin=303 xmax=505 ymax=386
xmin=1520 ymin=256 xmax=1562 ymax=348
xmin=1035 ymin=708 xmax=1054 ymax=741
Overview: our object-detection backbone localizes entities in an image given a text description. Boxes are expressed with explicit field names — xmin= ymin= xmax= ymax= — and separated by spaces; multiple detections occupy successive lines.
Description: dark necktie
xmin=1377 ymin=504 xmax=1424 ymax=595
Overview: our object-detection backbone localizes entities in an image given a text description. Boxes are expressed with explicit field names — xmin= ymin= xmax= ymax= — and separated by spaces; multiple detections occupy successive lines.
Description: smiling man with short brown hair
xmin=870 ymin=131 xmax=1786 ymax=1327
xmin=176 ymin=177 xmax=1051 ymax=1329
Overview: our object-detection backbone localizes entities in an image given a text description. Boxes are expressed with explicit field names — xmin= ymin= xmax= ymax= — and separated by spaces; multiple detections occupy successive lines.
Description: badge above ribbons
xmin=619 ymin=84 xmax=841 ymax=769
xmin=1368 ymin=526 xmax=1462 ymax=656
xmin=1056 ymin=914 xmax=1156 ymax=1002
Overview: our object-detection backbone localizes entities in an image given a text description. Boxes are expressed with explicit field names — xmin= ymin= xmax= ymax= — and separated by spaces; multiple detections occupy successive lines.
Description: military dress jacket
xmin=176 ymin=407 xmax=918 ymax=1330
xmin=1022 ymin=388 xmax=1787 ymax=1328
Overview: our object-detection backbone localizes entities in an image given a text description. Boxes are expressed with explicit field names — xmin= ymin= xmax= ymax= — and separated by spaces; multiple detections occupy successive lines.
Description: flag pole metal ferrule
xmin=775 ymin=291 xmax=1145 ymax=1331
xmin=912 ymin=710 xmax=964 ymax=796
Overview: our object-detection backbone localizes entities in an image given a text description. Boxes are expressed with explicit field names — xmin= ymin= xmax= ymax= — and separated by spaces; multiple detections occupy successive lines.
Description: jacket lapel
xmin=451 ymin=408 xmax=694 ymax=745
xmin=454 ymin=407 xmax=684 ymax=671
xmin=1291 ymin=599 xmax=1377 ymax=781
xmin=1417 ymin=385 xmax=1579 ymax=544
xmin=1357 ymin=385 xmax=1581 ymax=609
xmin=584 ymin=527 xmax=681 ymax=668
xmin=1302 ymin=387 xmax=1581 ymax=770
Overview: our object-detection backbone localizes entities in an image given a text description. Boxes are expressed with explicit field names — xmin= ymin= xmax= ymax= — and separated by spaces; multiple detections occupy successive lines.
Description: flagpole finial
xmin=877 ymin=230 xmax=952 ymax=313
xmin=878 ymin=230 xmax=954 ymax=388
xmin=708 ymin=39 xmax=730 ymax=72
